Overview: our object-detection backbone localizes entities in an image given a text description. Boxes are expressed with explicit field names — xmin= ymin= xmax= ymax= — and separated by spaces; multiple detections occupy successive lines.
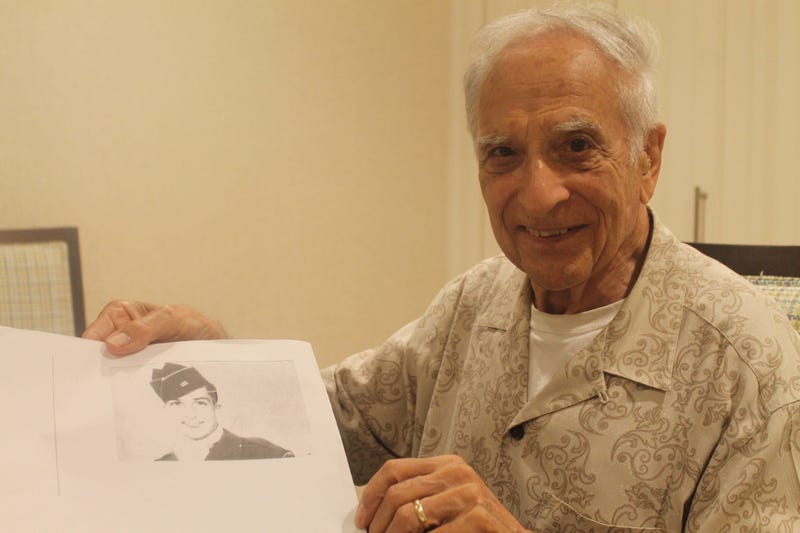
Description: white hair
xmin=463 ymin=2 xmax=660 ymax=158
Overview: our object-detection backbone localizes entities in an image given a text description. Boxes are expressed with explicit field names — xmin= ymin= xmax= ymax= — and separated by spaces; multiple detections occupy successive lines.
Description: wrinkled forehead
xmin=516 ymin=30 xmax=609 ymax=66
xmin=477 ymin=31 xmax=628 ymax=135
xmin=485 ymin=30 xmax=622 ymax=98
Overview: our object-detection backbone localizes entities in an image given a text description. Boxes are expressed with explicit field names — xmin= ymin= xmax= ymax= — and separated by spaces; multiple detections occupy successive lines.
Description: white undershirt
xmin=528 ymin=300 xmax=624 ymax=401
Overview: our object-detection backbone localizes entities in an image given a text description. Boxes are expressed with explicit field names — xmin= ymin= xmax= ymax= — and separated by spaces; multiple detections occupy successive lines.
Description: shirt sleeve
xmin=322 ymin=275 xmax=467 ymax=485
xmin=686 ymin=402 xmax=800 ymax=531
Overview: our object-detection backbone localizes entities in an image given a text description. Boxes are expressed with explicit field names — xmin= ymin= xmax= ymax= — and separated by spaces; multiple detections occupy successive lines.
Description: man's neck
xmin=532 ymin=210 xmax=653 ymax=314
xmin=173 ymin=424 xmax=224 ymax=461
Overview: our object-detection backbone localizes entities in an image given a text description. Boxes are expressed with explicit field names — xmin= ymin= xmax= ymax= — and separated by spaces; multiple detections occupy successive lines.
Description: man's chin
xmin=182 ymin=426 xmax=216 ymax=440
xmin=526 ymin=269 xmax=587 ymax=293
xmin=511 ymin=249 xmax=589 ymax=288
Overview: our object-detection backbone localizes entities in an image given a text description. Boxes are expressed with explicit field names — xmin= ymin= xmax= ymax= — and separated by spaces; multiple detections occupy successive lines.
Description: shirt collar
xmin=474 ymin=210 xmax=683 ymax=393
xmin=599 ymin=212 xmax=684 ymax=391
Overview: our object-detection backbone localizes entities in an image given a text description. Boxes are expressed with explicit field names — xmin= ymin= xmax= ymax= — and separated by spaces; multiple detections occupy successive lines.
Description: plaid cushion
xmin=0 ymin=241 xmax=75 ymax=335
xmin=745 ymin=275 xmax=800 ymax=333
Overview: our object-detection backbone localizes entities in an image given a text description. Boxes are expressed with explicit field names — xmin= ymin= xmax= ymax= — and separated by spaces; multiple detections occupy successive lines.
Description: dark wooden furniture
xmin=686 ymin=242 xmax=800 ymax=277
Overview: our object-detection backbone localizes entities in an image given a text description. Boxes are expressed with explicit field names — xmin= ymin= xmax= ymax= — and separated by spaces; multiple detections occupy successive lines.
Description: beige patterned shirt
xmin=324 ymin=216 xmax=800 ymax=532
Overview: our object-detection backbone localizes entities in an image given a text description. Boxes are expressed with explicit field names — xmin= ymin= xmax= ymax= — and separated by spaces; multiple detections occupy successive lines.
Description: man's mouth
xmin=525 ymin=227 xmax=571 ymax=238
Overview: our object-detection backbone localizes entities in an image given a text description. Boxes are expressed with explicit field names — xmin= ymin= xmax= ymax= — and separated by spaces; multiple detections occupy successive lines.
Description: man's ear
xmin=639 ymin=123 xmax=666 ymax=204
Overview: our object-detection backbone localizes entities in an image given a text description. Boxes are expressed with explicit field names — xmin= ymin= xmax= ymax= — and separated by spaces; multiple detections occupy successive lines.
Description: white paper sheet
xmin=0 ymin=326 xmax=359 ymax=532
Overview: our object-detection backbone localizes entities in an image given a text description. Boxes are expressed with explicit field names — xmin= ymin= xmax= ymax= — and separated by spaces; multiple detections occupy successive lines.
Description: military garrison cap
xmin=150 ymin=363 xmax=217 ymax=403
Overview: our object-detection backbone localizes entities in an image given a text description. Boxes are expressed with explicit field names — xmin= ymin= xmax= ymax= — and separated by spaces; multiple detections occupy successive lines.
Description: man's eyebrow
xmin=476 ymin=134 xmax=513 ymax=151
xmin=552 ymin=118 xmax=600 ymax=133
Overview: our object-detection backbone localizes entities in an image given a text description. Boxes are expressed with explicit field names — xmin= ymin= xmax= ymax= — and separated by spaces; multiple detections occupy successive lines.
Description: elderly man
xmin=84 ymin=3 xmax=800 ymax=532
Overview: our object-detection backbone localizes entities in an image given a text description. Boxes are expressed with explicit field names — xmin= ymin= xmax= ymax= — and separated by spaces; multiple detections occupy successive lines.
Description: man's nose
xmin=518 ymin=158 xmax=569 ymax=216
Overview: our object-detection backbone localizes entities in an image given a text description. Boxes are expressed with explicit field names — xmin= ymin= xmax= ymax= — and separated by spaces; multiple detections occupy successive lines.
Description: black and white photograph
xmin=1 ymin=333 xmax=357 ymax=532
xmin=110 ymin=359 xmax=310 ymax=462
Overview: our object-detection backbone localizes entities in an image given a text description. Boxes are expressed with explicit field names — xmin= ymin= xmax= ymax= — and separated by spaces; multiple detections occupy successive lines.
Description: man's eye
xmin=568 ymin=138 xmax=592 ymax=152
xmin=489 ymin=146 xmax=515 ymax=157
xmin=482 ymin=145 xmax=522 ymax=174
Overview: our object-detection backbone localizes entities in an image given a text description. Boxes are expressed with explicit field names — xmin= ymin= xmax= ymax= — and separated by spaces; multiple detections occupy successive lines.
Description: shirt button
xmin=510 ymin=424 xmax=525 ymax=441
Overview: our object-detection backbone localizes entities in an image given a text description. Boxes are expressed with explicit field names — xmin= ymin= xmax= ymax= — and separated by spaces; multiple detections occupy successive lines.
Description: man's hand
xmin=81 ymin=300 xmax=227 ymax=356
xmin=355 ymin=455 xmax=530 ymax=532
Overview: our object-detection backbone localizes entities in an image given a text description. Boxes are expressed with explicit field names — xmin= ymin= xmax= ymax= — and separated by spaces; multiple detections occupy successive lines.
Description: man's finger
xmin=103 ymin=305 xmax=188 ymax=355
xmin=387 ymin=488 xmax=523 ymax=533
xmin=80 ymin=301 xmax=155 ymax=355
xmin=383 ymin=495 xmax=443 ymax=533
xmin=356 ymin=457 xmax=447 ymax=528
xmin=432 ymin=506 xmax=511 ymax=533
xmin=356 ymin=456 xmax=467 ymax=530
xmin=366 ymin=474 xmax=445 ymax=532
xmin=82 ymin=300 xmax=153 ymax=340
xmin=82 ymin=312 xmax=118 ymax=342
xmin=82 ymin=300 xmax=225 ymax=357
xmin=103 ymin=322 xmax=157 ymax=356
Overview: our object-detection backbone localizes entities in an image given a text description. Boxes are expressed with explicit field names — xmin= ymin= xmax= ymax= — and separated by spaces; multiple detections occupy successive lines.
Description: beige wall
xmin=625 ymin=0 xmax=800 ymax=245
xmin=4 ymin=1 xmax=798 ymax=366
xmin=0 ymin=1 xmax=451 ymax=367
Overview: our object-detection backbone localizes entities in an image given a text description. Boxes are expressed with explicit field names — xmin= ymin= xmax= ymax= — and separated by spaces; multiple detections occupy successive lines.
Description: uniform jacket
xmin=158 ymin=429 xmax=294 ymax=461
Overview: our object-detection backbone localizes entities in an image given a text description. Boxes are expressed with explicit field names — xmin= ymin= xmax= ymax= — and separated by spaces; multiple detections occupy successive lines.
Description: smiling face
xmin=164 ymin=387 xmax=219 ymax=441
xmin=476 ymin=30 xmax=665 ymax=314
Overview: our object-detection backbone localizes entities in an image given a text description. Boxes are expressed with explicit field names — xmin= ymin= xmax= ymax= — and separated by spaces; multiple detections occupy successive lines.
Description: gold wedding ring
xmin=413 ymin=498 xmax=428 ymax=527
